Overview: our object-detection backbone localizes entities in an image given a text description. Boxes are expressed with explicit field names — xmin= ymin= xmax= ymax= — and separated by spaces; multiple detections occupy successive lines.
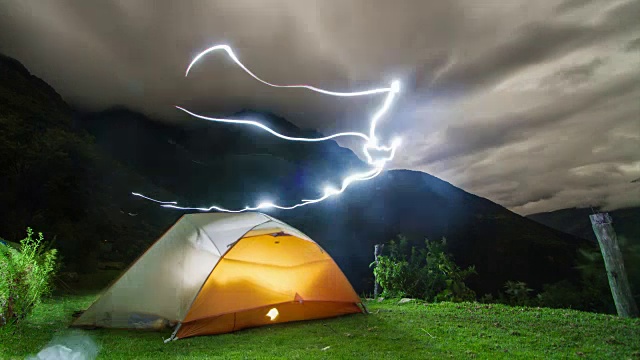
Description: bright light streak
xmin=175 ymin=106 xmax=370 ymax=142
xmin=133 ymin=44 xmax=402 ymax=212
xmin=185 ymin=45 xmax=392 ymax=97
xmin=266 ymin=308 xmax=279 ymax=321
xmin=131 ymin=193 xmax=177 ymax=205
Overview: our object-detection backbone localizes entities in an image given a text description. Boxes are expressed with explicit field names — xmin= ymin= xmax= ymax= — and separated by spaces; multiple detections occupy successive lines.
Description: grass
xmin=1 ymin=291 xmax=639 ymax=359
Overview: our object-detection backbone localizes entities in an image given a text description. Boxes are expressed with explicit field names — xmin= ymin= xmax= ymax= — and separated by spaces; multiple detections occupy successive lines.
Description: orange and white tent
xmin=71 ymin=212 xmax=364 ymax=341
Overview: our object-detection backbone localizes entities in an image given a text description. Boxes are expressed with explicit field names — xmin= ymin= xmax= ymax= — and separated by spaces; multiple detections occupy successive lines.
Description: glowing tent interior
xmin=71 ymin=212 xmax=364 ymax=340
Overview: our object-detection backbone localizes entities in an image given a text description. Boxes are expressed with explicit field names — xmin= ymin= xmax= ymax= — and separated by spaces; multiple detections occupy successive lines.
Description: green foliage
xmin=371 ymin=235 xmax=476 ymax=302
xmin=509 ymin=236 xmax=638 ymax=314
xmin=0 ymin=228 xmax=59 ymax=326
xmin=536 ymin=237 xmax=640 ymax=314
xmin=0 ymin=104 xmax=174 ymax=273
xmin=502 ymin=281 xmax=533 ymax=306
xmin=536 ymin=280 xmax=588 ymax=310
xmin=479 ymin=235 xmax=640 ymax=314
xmin=585 ymin=236 xmax=640 ymax=307
xmin=479 ymin=293 xmax=494 ymax=304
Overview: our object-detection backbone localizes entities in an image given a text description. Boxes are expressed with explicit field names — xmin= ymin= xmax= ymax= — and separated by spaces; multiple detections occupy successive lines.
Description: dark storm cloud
xmin=431 ymin=98 xmax=640 ymax=215
xmin=0 ymin=0 xmax=355 ymax=129
xmin=428 ymin=22 xmax=597 ymax=94
xmin=400 ymin=68 xmax=640 ymax=212
xmin=601 ymin=0 xmax=640 ymax=33
xmin=549 ymin=57 xmax=605 ymax=85
xmin=454 ymin=89 xmax=640 ymax=175
xmin=502 ymin=188 xmax=559 ymax=208
xmin=412 ymin=74 xmax=640 ymax=166
xmin=1 ymin=0 xmax=639 ymax=215
xmin=394 ymin=0 xmax=640 ymax=214
xmin=429 ymin=0 xmax=640 ymax=97
xmin=626 ymin=37 xmax=640 ymax=51
xmin=555 ymin=0 xmax=596 ymax=13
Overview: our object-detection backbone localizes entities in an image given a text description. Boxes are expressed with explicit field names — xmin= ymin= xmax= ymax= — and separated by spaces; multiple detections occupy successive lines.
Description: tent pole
xmin=164 ymin=323 xmax=182 ymax=343
xmin=360 ymin=302 xmax=370 ymax=314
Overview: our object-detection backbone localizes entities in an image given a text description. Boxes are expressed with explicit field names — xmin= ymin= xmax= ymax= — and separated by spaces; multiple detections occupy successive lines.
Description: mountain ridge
xmin=1 ymin=52 xmax=593 ymax=297
xmin=527 ymin=206 xmax=640 ymax=244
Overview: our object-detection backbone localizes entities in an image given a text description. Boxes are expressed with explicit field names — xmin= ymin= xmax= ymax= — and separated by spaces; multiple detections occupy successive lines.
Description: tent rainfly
xmin=71 ymin=212 xmax=364 ymax=341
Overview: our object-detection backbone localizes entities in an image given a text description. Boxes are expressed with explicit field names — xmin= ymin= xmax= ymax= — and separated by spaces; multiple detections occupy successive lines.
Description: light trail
xmin=131 ymin=193 xmax=177 ymax=205
xmin=185 ymin=45 xmax=392 ymax=97
xmin=133 ymin=44 xmax=402 ymax=212
xmin=174 ymin=106 xmax=370 ymax=142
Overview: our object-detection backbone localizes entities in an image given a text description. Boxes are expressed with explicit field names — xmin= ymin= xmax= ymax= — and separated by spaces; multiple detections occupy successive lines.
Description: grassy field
xmin=1 ymin=290 xmax=639 ymax=359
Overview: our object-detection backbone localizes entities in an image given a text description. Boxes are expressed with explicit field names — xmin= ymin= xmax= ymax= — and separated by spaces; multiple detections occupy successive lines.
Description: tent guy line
xmin=132 ymin=44 xmax=402 ymax=212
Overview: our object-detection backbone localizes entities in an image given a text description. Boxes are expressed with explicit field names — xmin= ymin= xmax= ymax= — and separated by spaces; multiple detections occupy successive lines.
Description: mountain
xmin=527 ymin=207 xmax=640 ymax=310
xmin=76 ymin=107 xmax=592 ymax=295
xmin=0 ymin=53 xmax=593 ymax=297
xmin=527 ymin=207 xmax=640 ymax=245
xmin=77 ymin=106 xmax=369 ymax=208
xmin=267 ymin=170 xmax=591 ymax=296
xmin=0 ymin=53 xmax=179 ymax=270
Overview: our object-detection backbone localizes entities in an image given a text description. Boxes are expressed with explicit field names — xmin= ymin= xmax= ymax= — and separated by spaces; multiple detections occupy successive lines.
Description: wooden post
xmin=373 ymin=244 xmax=382 ymax=298
xmin=589 ymin=213 xmax=638 ymax=318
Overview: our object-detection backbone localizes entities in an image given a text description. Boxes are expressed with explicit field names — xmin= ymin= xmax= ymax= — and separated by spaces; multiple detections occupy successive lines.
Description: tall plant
xmin=0 ymin=228 xmax=59 ymax=326
xmin=371 ymin=235 xmax=476 ymax=302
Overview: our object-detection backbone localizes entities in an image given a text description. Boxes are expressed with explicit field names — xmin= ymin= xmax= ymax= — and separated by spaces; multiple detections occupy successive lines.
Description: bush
xmin=576 ymin=237 xmax=640 ymax=313
xmin=533 ymin=241 xmax=637 ymax=314
xmin=0 ymin=228 xmax=59 ymax=326
xmin=502 ymin=281 xmax=533 ymax=306
xmin=371 ymin=235 xmax=476 ymax=302
xmin=535 ymin=280 xmax=586 ymax=310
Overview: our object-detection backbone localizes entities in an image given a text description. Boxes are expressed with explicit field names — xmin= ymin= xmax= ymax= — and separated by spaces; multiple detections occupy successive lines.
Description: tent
xmin=71 ymin=212 xmax=364 ymax=340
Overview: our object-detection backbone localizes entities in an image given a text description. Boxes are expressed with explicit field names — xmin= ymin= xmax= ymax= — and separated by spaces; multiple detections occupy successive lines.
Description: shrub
xmin=536 ymin=280 xmax=586 ymax=310
xmin=502 ymin=281 xmax=533 ymax=306
xmin=534 ymin=240 xmax=638 ymax=314
xmin=0 ymin=228 xmax=59 ymax=326
xmin=479 ymin=293 xmax=494 ymax=304
xmin=371 ymin=235 xmax=476 ymax=302
xmin=577 ymin=237 xmax=640 ymax=313
xmin=371 ymin=235 xmax=431 ymax=299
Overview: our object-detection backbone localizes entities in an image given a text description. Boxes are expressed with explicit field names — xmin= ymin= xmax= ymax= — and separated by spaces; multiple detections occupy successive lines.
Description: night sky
xmin=1 ymin=0 xmax=638 ymax=215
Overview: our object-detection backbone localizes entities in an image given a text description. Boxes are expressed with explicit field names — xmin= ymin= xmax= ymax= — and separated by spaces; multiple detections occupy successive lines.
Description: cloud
xmin=545 ymin=57 xmax=606 ymax=85
xmin=411 ymin=73 xmax=640 ymax=166
xmin=390 ymin=0 xmax=640 ymax=214
xmin=426 ymin=0 xmax=640 ymax=98
xmin=555 ymin=0 xmax=596 ymax=13
xmin=402 ymin=67 xmax=640 ymax=215
xmin=1 ymin=0 xmax=638 ymax=216
xmin=429 ymin=22 xmax=599 ymax=94
xmin=599 ymin=0 xmax=640 ymax=34
xmin=452 ymin=102 xmax=638 ymax=215
xmin=626 ymin=37 xmax=640 ymax=52
xmin=514 ymin=182 xmax=640 ymax=215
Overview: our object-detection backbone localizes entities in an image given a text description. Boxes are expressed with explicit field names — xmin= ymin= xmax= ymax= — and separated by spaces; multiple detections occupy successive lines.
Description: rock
xmin=377 ymin=297 xmax=384 ymax=302
xmin=398 ymin=298 xmax=415 ymax=304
